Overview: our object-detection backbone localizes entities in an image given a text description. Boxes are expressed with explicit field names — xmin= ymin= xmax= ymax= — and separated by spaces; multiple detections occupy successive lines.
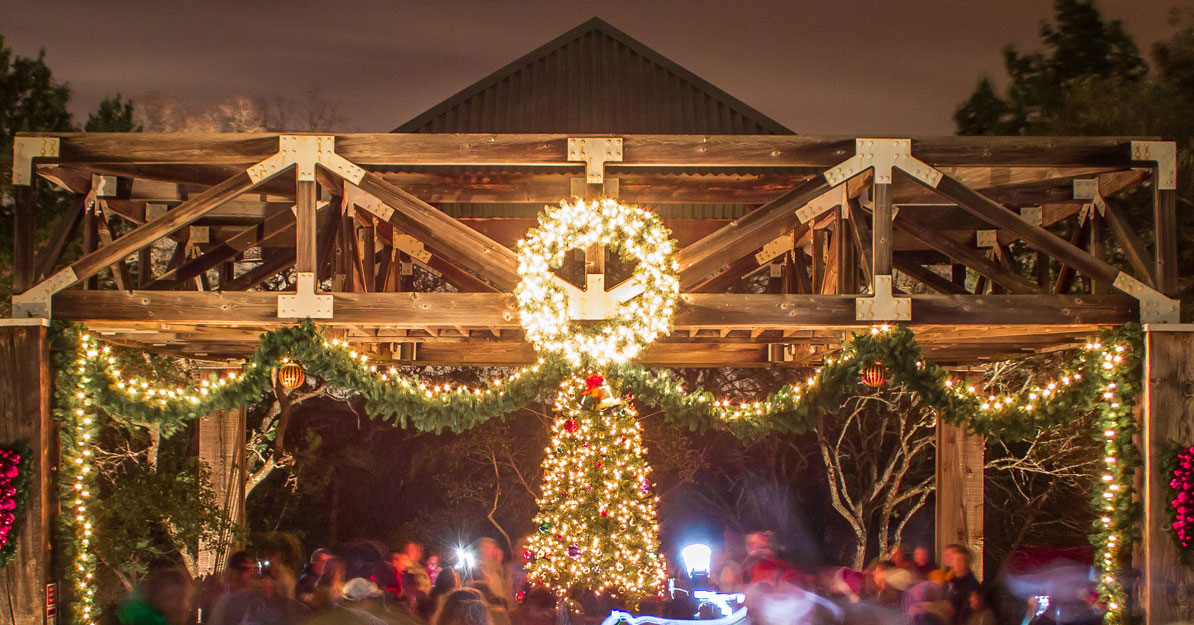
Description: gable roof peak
xmin=393 ymin=16 xmax=793 ymax=134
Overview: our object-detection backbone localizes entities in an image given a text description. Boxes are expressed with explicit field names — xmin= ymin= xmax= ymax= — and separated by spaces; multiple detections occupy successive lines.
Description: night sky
xmin=0 ymin=0 xmax=1177 ymax=135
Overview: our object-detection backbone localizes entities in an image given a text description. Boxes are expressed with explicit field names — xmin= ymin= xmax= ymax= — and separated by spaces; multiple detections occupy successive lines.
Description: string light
xmin=515 ymin=198 xmax=680 ymax=366
xmin=526 ymin=374 xmax=667 ymax=603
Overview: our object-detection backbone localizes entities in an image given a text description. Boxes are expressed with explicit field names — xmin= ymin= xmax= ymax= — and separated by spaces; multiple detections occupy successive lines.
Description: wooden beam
xmin=893 ymin=260 xmax=969 ymax=295
xmin=1153 ymin=188 xmax=1177 ymax=294
xmin=146 ymin=207 xmax=298 ymax=289
xmin=295 ymin=180 xmax=317 ymax=274
xmin=929 ymin=174 xmax=1121 ymax=286
xmin=1099 ymin=197 xmax=1154 ymax=288
xmin=0 ymin=325 xmax=54 ymax=625
xmin=676 ymin=176 xmax=832 ymax=290
xmin=1142 ymin=329 xmax=1194 ymax=624
xmin=1089 ymin=207 xmax=1106 ymax=294
xmin=13 ymin=186 xmax=37 ymax=292
xmin=894 ymin=213 xmax=1043 ymax=294
xmin=222 ymin=249 xmax=294 ymax=291
xmin=64 ymin=170 xmax=261 ymax=292
xmin=846 ymin=201 xmax=874 ymax=286
xmin=351 ymin=175 xmax=520 ymax=291
xmin=33 ymin=195 xmax=85 ymax=281
xmin=52 ymin=291 xmax=1136 ymax=327
xmin=1053 ymin=217 xmax=1090 ymax=295
xmin=872 ymin=183 xmax=893 ymax=276
xmin=26 ymin=132 xmax=1146 ymax=168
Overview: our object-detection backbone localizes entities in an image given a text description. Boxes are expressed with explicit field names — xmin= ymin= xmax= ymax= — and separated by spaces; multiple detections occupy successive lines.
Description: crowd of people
xmin=693 ymin=533 xmax=1104 ymax=625
xmin=111 ymin=534 xmax=1104 ymax=625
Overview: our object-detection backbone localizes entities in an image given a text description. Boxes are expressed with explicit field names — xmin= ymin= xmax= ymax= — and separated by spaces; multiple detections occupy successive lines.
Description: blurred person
xmin=872 ymin=561 xmax=913 ymax=608
xmin=427 ymin=568 xmax=461 ymax=620
xmin=425 ymin=549 xmax=442 ymax=586
xmin=387 ymin=551 xmax=408 ymax=602
xmin=477 ymin=538 xmax=513 ymax=606
xmin=944 ymin=544 xmax=981 ymax=625
xmin=298 ymin=549 xmax=336 ymax=603
xmin=401 ymin=542 xmax=432 ymax=596
xmin=904 ymin=570 xmax=953 ymax=625
xmin=963 ymin=591 xmax=997 ymax=625
xmin=889 ymin=546 xmax=913 ymax=571
xmin=209 ymin=557 xmax=309 ymax=625
xmin=913 ymin=546 xmax=936 ymax=579
xmin=511 ymin=586 xmax=555 ymax=625
xmin=117 ymin=568 xmax=195 ymax=625
xmin=224 ymin=551 xmax=261 ymax=593
xmin=433 ymin=588 xmax=492 ymax=625
xmin=466 ymin=581 xmax=510 ymax=625
xmin=340 ymin=577 xmax=419 ymax=625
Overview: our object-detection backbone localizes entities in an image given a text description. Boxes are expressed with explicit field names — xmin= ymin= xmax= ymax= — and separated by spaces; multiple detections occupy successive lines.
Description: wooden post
xmin=1142 ymin=327 xmax=1194 ymax=623
xmin=195 ymin=406 xmax=246 ymax=577
xmin=0 ymin=321 xmax=54 ymax=625
xmin=872 ymin=183 xmax=892 ymax=278
xmin=1153 ymin=188 xmax=1177 ymax=295
xmin=295 ymin=180 xmax=317 ymax=276
xmin=937 ymin=419 xmax=985 ymax=580
xmin=1089 ymin=208 xmax=1106 ymax=294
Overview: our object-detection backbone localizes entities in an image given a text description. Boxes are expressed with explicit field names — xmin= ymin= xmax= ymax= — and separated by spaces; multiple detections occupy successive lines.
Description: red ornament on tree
xmin=861 ymin=363 xmax=886 ymax=387
xmin=564 ymin=419 xmax=578 ymax=433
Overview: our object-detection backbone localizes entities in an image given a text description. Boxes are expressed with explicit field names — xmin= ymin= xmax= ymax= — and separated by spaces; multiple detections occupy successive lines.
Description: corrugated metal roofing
xmin=393 ymin=17 xmax=794 ymax=135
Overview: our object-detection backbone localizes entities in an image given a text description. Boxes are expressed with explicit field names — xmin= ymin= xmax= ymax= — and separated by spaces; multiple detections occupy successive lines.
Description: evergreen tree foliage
xmin=526 ymin=375 xmax=666 ymax=605
xmin=955 ymin=0 xmax=1145 ymax=136
xmin=85 ymin=95 xmax=139 ymax=132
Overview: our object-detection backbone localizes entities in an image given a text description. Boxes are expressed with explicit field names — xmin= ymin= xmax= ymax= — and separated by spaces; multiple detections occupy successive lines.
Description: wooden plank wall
xmin=0 ymin=323 xmax=53 ymax=625
xmin=1143 ymin=328 xmax=1194 ymax=622
xmin=937 ymin=420 xmax=985 ymax=580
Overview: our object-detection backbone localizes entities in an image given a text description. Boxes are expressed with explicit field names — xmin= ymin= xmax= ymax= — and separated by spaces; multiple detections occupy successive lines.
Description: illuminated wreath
xmin=515 ymin=198 xmax=679 ymax=365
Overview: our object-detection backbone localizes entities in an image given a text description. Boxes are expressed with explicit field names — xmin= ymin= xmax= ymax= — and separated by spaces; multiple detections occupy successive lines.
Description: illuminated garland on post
xmin=54 ymin=334 xmax=104 ymax=625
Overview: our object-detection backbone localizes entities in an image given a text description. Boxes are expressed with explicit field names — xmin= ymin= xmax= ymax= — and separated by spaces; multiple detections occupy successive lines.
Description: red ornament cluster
xmin=1170 ymin=445 xmax=1194 ymax=549
xmin=0 ymin=449 xmax=21 ymax=547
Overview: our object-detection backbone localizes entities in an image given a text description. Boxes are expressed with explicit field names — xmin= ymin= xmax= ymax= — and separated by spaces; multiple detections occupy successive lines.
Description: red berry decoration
xmin=595 ymin=461 xmax=603 ymax=469
xmin=1168 ymin=445 xmax=1194 ymax=553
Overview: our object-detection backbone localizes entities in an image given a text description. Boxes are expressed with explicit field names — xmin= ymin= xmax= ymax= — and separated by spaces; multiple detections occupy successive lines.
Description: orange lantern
xmin=861 ymin=363 xmax=885 ymax=387
xmin=278 ymin=362 xmax=305 ymax=389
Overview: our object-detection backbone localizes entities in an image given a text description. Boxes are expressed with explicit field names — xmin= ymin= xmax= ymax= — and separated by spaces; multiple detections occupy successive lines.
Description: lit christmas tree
xmin=526 ymin=374 xmax=667 ymax=605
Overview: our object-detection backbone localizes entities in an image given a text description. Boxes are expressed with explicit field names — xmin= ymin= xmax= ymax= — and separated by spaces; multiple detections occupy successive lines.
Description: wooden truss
xmin=8 ymin=132 xmax=1180 ymax=365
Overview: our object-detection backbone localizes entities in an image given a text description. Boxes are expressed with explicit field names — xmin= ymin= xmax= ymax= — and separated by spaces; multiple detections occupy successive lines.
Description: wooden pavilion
xmin=2 ymin=17 xmax=1191 ymax=624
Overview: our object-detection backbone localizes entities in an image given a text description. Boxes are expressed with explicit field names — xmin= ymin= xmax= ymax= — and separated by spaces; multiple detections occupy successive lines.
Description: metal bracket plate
xmin=247 ymin=136 xmax=367 ymax=186
xmin=1130 ymin=141 xmax=1177 ymax=190
xmin=795 ymin=186 xmax=846 ymax=224
xmin=1020 ymin=206 xmax=1043 ymax=226
xmin=567 ymin=138 xmax=623 ymax=184
xmin=755 ymin=232 xmax=794 ymax=265
xmin=11 ymin=267 xmax=77 ymax=318
xmin=12 ymin=137 xmax=60 ymax=186
xmin=825 ymin=139 xmax=943 ymax=188
xmin=393 ymin=234 xmax=432 ymax=264
xmin=975 ymin=230 xmax=998 ymax=249
xmin=1073 ymin=178 xmax=1098 ymax=200
xmin=1113 ymin=272 xmax=1179 ymax=323
xmin=856 ymin=274 xmax=911 ymax=321
xmin=277 ymin=272 xmax=333 ymax=319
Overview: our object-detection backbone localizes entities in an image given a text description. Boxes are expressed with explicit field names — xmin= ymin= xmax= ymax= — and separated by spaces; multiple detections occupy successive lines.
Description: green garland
xmin=0 ymin=442 xmax=32 ymax=572
xmin=50 ymin=321 xmax=1143 ymax=625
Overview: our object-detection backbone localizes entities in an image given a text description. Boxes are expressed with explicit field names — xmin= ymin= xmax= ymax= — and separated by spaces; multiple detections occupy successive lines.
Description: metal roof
xmin=392 ymin=17 xmax=794 ymax=135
